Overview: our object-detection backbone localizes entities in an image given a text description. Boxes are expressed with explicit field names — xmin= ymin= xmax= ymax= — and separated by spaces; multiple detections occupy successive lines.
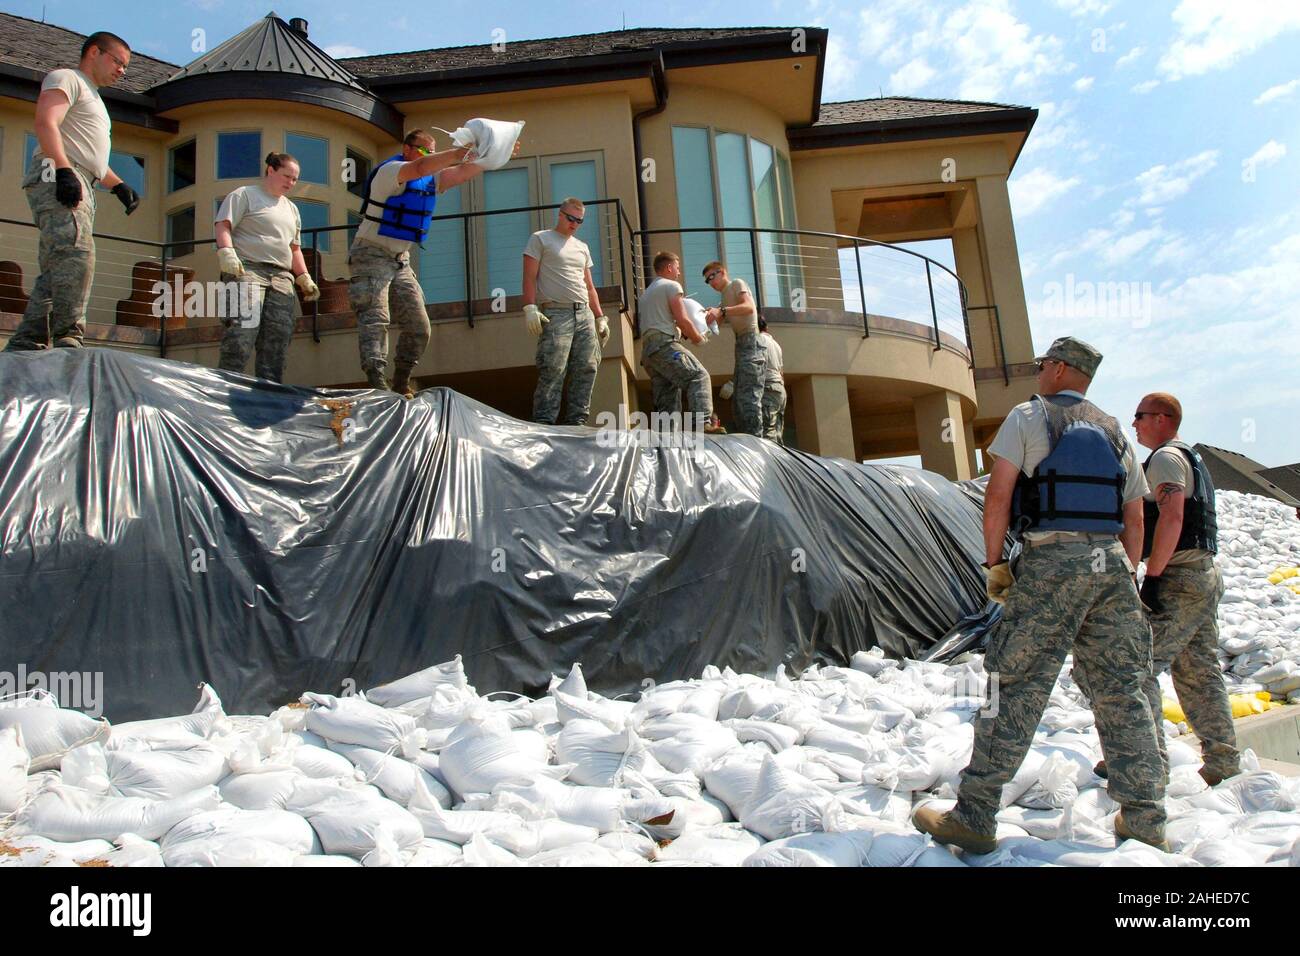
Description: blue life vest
xmin=358 ymin=154 xmax=437 ymax=245
xmin=1010 ymin=393 xmax=1127 ymax=537
xmin=1141 ymin=440 xmax=1218 ymax=557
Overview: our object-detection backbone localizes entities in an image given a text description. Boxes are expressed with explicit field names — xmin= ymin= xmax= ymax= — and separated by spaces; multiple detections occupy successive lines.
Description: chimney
xmin=289 ymin=17 xmax=309 ymax=36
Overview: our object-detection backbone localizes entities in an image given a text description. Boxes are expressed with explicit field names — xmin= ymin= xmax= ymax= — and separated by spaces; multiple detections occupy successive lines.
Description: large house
xmin=0 ymin=11 xmax=1043 ymax=478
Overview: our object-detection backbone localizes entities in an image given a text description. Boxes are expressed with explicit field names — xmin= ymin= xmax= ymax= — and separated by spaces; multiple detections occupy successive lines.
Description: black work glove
xmin=112 ymin=182 xmax=140 ymax=215
xmin=1139 ymin=574 xmax=1165 ymax=616
xmin=55 ymin=167 xmax=82 ymax=208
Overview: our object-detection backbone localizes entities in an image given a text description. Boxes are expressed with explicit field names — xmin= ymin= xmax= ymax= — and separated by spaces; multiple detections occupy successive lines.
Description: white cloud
xmin=889 ymin=57 xmax=937 ymax=93
xmin=822 ymin=33 xmax=859 ymax=96
xmin=1246 ymin=140 xmax=1288 ymax=168
xmin=1054 ymin=0 xmax=1113 ymax=16
xmin=1115 ymin=46 xmax=1144 ymax=67
xmin=1131 ymin=79 xmax=1160 ymax=94
xmin=1009 ymin=167 xmax=1082 ymax=218
xmin=1073 ymin=76 xmax=1095 ymax=92
xmin=323 ymin=44 xmax=370 ymax=58
xmin=1099 ymin=226 xmax=1164 ymax=266
xmin=1132 ymin=150 xmax=1219 ymax=206
xmin=1254 ymin=79 xmax=1300 ymax=105
xmin=1158 ymin=2 xmax=1300 ymax=80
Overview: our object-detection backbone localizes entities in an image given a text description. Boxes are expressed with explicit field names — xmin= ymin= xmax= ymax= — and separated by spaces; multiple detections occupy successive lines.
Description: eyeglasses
xmin=1133 ymin=411 xmax=1165 ymax=420
xmin=414 ymin=146 xmax=434 ymax=156
xmin=704 ymin=270 xmax=722 ymax=283
xmin=562 ymin=212 xmax=584 ymax=225
xmin=97 ymin=46 xmax=129 ymax=73
xmin=1034 ymin=359 xmax=1061 ymax=371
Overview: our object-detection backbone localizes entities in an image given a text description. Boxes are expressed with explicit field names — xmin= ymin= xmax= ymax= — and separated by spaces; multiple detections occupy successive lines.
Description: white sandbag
xmin=740 ymin=754 xmax=836 ymax=841
xmin=834 ymin=785 xmax=912 ymax=826
xmin=555 ymin=719 xmax=646 ymax=787
xmin=0 ymin=697 xmax=109 ymax=772
xmin=327 ymin=741 xmax=451 ymax=809
xmin=641 ymin=796 xmax=725 ymax=841
xmin=109 ymin=684 xmax=225 ymax=747
xmin=302 ymin=693 xmax=420 ymax=753
xmin=802 ymin=722 xmax=875 ymax=763
xmin=701 ymin=750 xmax=764 ymax=819
xmin=483 ymin=817 xmax=599 ymax=858
xmin=1189 ymin=838 xmax=1276 ymax=867
xmin=658 ymin=824 xmax=764 ymax=866
xmin=292 ymin=743 xmax=356 ymax=780
xmin=438 ymin=118 xmax=525 ymax=171
xmin=219 ymin=770 xmax=305 ymax=810
xmin=13 ymin=784 xmax=221 ymax=842
xmin=161 ymin=808 xmax=317 ymax=867
xmin=366 ymin=656 xmax=473 ymax=708
xmin=0 ymin=726 xmax=30 ymax=813
xmin=595 ymin=829 xmax=658 ymax=861
xmin=408 ymin=800 xmax=521 ymax=845
xmin=493 ymin=776 xmax=625 ymax=832
xmin=1001 ymin=749 xmax=1047 ymax=808
xmin=94 ymin=834 xmax=164 ymax=868
xmin=743 ymin=830 xmax=874 ymax=867
xmin=287 ymin=784 xmax=423 ymax=860
xmin=527 ymin=843 xmax=637 ymax=867
xmin=439 ymin=708 xmax=568 ymax=799
xmin=641 ymin=713 xmax=739 ymax=774
xmin=460 ymin=831 xmax=523 ymax=867
xmin=0 ymin=835 xmax=115 ymax=867
xmin=1016 ymin=751 xmax=1080 ymax=810
xmin=293 ymin=854 xmax=363 ymax=867
xmin=104 ymin=742 xmax=228 ymax=800
xmin=406 ymin=838 xmax=463 ymax=867
xmin=551 ymin=688 xmax=632 ymax=731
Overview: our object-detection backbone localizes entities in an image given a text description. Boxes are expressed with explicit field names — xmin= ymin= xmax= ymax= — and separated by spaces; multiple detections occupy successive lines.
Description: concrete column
xmin=913 ymin=389 xmax=973 ymax=480
xmin=589 ymin=355 xmax=631 ymax=426
xmin=963 ymin=418 xmax=979 ymax=477
xmin=973 ymin=176 xmax=1035 ymax=366
xmin=791 ymin=374 xmax=855 ymax=460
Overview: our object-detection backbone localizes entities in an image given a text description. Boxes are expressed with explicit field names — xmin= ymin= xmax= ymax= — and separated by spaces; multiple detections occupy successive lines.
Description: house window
xmin=416 ymin=184 xmax=465 ymax=305
xmin=346 ymin=147 xmax=373 ymax=199
xmin=166 ymin=205 xmax=196 ymax=258
xmin=546 ymin=159 xmax=605 ymax=288
xmin=292 ymin=198 xmax=330 ymax=252
xmin=483 ymin=165 xmax=534 ymax=299
xmin=217 ymin=131 xmax=262 ymax=180
xmin=286 ymin=132 xmax=328 ymax=185
xmin=169 ymin=140 xmax=196 ymax=192
xmin=104 ymin=150 xmax=146 ymax=198
xmin=670 ymin=127 xmax=720 ymax=297
xmin=346 ymin=210 xmax=362 ymax=249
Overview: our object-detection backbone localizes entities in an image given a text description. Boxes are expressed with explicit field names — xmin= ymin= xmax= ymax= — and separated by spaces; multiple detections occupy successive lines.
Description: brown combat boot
xmin=703 ymin=423 xmax=727 ymax=435
xmin=391 ymin=368 xmax=416 ymax=400
xmin=912 ymin=805 xmax=996 ymax=854
xmin=1094 ymin=760 xmax=1108 ymax=779
xmin=365 ymin=368 xmax=389 ymax=390
xmin=1199 ymin=765 xmax=1237 ymax=787
xmin=1114 ymin=810 xmax=1170 ymax=852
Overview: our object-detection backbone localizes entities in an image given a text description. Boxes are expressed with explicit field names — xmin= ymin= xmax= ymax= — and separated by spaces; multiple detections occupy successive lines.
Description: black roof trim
xmin=0 ymin=62 xmax=178 ymax=134
xmin=788 ymin=106 xmax=1038 ymax=164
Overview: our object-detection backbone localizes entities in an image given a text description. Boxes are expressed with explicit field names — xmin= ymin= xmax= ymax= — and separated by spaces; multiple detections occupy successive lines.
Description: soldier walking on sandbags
xmin=523 ymin=199 xmax=609 ymax=426
xmin=5 ymin=31 xmax=140 ymax=352
xmin=1092 ymin=393 xmax=1239 ymax=787
xmin=703 ymin=262 xmax=766 ymax=436
xmin=914 ymin=337 xmax=1169 ymax=853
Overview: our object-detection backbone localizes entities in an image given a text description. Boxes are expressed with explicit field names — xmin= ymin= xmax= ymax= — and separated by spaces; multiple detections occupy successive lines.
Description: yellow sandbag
xmin=1165 ymin=692 xmax=1271 ymax=726
xmin=1268 ymin=566 xmax=1299 ymax=585
xmin=1163 ymin=699 xmax=1186 ymax=724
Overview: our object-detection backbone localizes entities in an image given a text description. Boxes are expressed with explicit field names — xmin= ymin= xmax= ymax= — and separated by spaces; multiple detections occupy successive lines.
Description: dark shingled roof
xmin=161 ymin=12 xmax=364 ymax=90
xmin=0 ymin=11 xmax=178 ymax=94
xmin=813 ymin=97 xmax=1029 ymax=126
xmin=1256 ymin=464 xmax=1300 ymax=502
xmin=1195 ymin=445 xmax=1300 ymax=508
xmin=340 ymin=27 xmax=799 ymax=78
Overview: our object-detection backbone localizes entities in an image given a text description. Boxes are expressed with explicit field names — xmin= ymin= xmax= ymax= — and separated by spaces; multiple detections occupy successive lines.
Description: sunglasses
xmin=1133 ymin=411 xmax=1165 ymax=420
xmin=1034 ymin=359 xmax=1061 ymax=371
xmin=562 ymin=212 xmax=584 ymax=225
xmin=704 ymin=270 xmax=722 ymax=282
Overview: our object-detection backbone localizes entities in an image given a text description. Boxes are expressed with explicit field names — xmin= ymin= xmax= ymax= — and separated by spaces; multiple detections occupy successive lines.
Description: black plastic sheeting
xmin=1 ymin=349 xmax=993 ymax=720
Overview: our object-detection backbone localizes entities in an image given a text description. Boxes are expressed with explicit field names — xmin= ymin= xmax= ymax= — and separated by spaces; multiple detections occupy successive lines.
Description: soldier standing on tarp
xmin=5 ymin=31 xmax=140 ymax=352
xmin=914 ymin=336 xmax=1168 ymax=854
xmin=703 ymin=262 xmax=766 ymax=437
xmin=758 ymin=317 xmax=786 ymax=444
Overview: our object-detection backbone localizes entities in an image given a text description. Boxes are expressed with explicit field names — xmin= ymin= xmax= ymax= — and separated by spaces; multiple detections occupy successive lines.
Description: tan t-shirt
xmin=35 ymin=68 xmax=111 ymax=180
xmin=638 ymin=276 xmax=683 ymax=340
xmin=987 ymin=390 xmax=1148 ymax=540
xmin=760 ymin=331 xmax=784 ymax=383
xmin=1143 ymin=443 xmax=1213 ymax=567
xmin=722 ymin=278 xmax=758 ymax=337
xmin=524 ymin=229 xmax=592 ymax=304
xmin=216 ymin=185 xmax=301 ymax=271
xmin=354 ymin=159 xmax=422 ymax=255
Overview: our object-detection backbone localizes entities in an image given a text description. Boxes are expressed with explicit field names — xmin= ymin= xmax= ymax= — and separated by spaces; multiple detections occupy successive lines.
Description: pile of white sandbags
xmin=1 ymin=492 xmax=1297 ymax=868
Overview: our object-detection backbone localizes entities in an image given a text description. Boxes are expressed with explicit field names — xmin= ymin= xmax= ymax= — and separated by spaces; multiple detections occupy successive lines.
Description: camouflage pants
xmin=217 ymin=265 xmax=296 ymax=383
xmin=4 ymin=166 xmax=96 ymax=351
xmin=953 ymin=539 xmax=1166 ymax=841
xmin=762 ymin=379 xmax=786 ymax=443
xmin=1143 ymin=561 xmax=1238 ymax=780
xmin=731 ymin=332 xmax=767 ymax=436
xmin=349 ymin=239 xmax=429 ymax=377
xmin=641 ymin=332 xmax=713 ymax=418
xmin=533 ymin=302 xmax=600 ymax=426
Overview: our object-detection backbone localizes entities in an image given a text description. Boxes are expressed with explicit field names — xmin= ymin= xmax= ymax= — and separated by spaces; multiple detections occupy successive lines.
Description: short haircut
xmin=758 ymin=317 xmax=768 ymax=333
xmin=702 ymin=260 xmax=724 ymax=278
xmin=1142 ymin=392 xmax=1183 ymax=429
xmin=561 ymin=197 xmax=585 ymax=211
xmin=82 ymin=32 xmax=130 ymax=59
xmin=265 ymin=152 xmax=298 ymax=172
xmin=403 ymin=129 xmax=434 ymax=148
xmin=652 ymin=251 xmax=679 ymax=273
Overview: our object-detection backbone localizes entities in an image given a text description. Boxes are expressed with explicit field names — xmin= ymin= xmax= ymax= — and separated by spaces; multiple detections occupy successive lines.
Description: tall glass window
xmin=483 ymin=167 xmax=532 ymax=298
xmin=292 ymin=198 xmax=330 ymax=252
xmin=346 ymin=147 xmax=373 ymax=199
xmin=715 ymin=132 xmax=756 ymax=294
xmin=749 ymin=138 xmax=782 ymax=306
xmin=217 ymin=131 xmax=262 ymax=180
xmin=417 ymin=184 xmax=465 ymax=305
xmin=285 ymin=132 xmax=328 ymax=184
xmin=548 ymin=160 xmax=604 ymax=287
xmin=166 ymin=206 xmax=195 ymax=258
xmin=23 ymin=132 xmax=40 ymax=174
xmin=169 ymin=140 xmax=196 ymax=192
xmin=102 ymin=151 xmax=146 ymax=197
xmin=670 ymin=127 xmax=718 ymax=299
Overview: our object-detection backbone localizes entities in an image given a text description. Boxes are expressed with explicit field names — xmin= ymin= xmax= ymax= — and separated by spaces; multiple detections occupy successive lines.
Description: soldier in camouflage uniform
xmin=758 ymin=317 xmax=787 ymax=443
xmin=523 ymin=199 xmax=609 ymax=426
xmin=915 ymin=337 xmax=1168 ymax=853
xmin=636 ymin=251 xmax=722 ymax=431
xmin=350 ymin=242 xmax=429 ymax=395
xmin=703 ymin=262 xmax=766 ymax=436
xmin=6 ymin=33 xmax=140 ymax=352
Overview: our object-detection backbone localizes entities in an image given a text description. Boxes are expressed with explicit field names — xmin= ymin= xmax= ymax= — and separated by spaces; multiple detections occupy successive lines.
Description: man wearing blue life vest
xmin=523 ymin=199 xmax=608 ymax=426
xmin=350 ymin=130 xmax=495 ymax=397
xmin=915 ymin=336 xmax=1168 ymax=854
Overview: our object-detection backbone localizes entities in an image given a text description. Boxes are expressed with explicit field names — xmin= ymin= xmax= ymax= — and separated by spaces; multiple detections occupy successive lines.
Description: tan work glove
xmin=217 ymin=246 xmax=245 ymax=278
xmin=719 ymin=381 xmax=735 ymax=400
xmin=525 ymin=304 xmax=549 ymax=337
xmin=295 ymin=272 xmax=320 ymax=302
xmin=985 ymin=561 xmax=1014 ymax=605
xmin=596 ymin=315 xmax=610 ymax=346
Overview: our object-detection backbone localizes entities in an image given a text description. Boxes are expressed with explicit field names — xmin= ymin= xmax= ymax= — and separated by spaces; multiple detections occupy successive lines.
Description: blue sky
xmin=8 ymin=0 xmax=1300 ymax=466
